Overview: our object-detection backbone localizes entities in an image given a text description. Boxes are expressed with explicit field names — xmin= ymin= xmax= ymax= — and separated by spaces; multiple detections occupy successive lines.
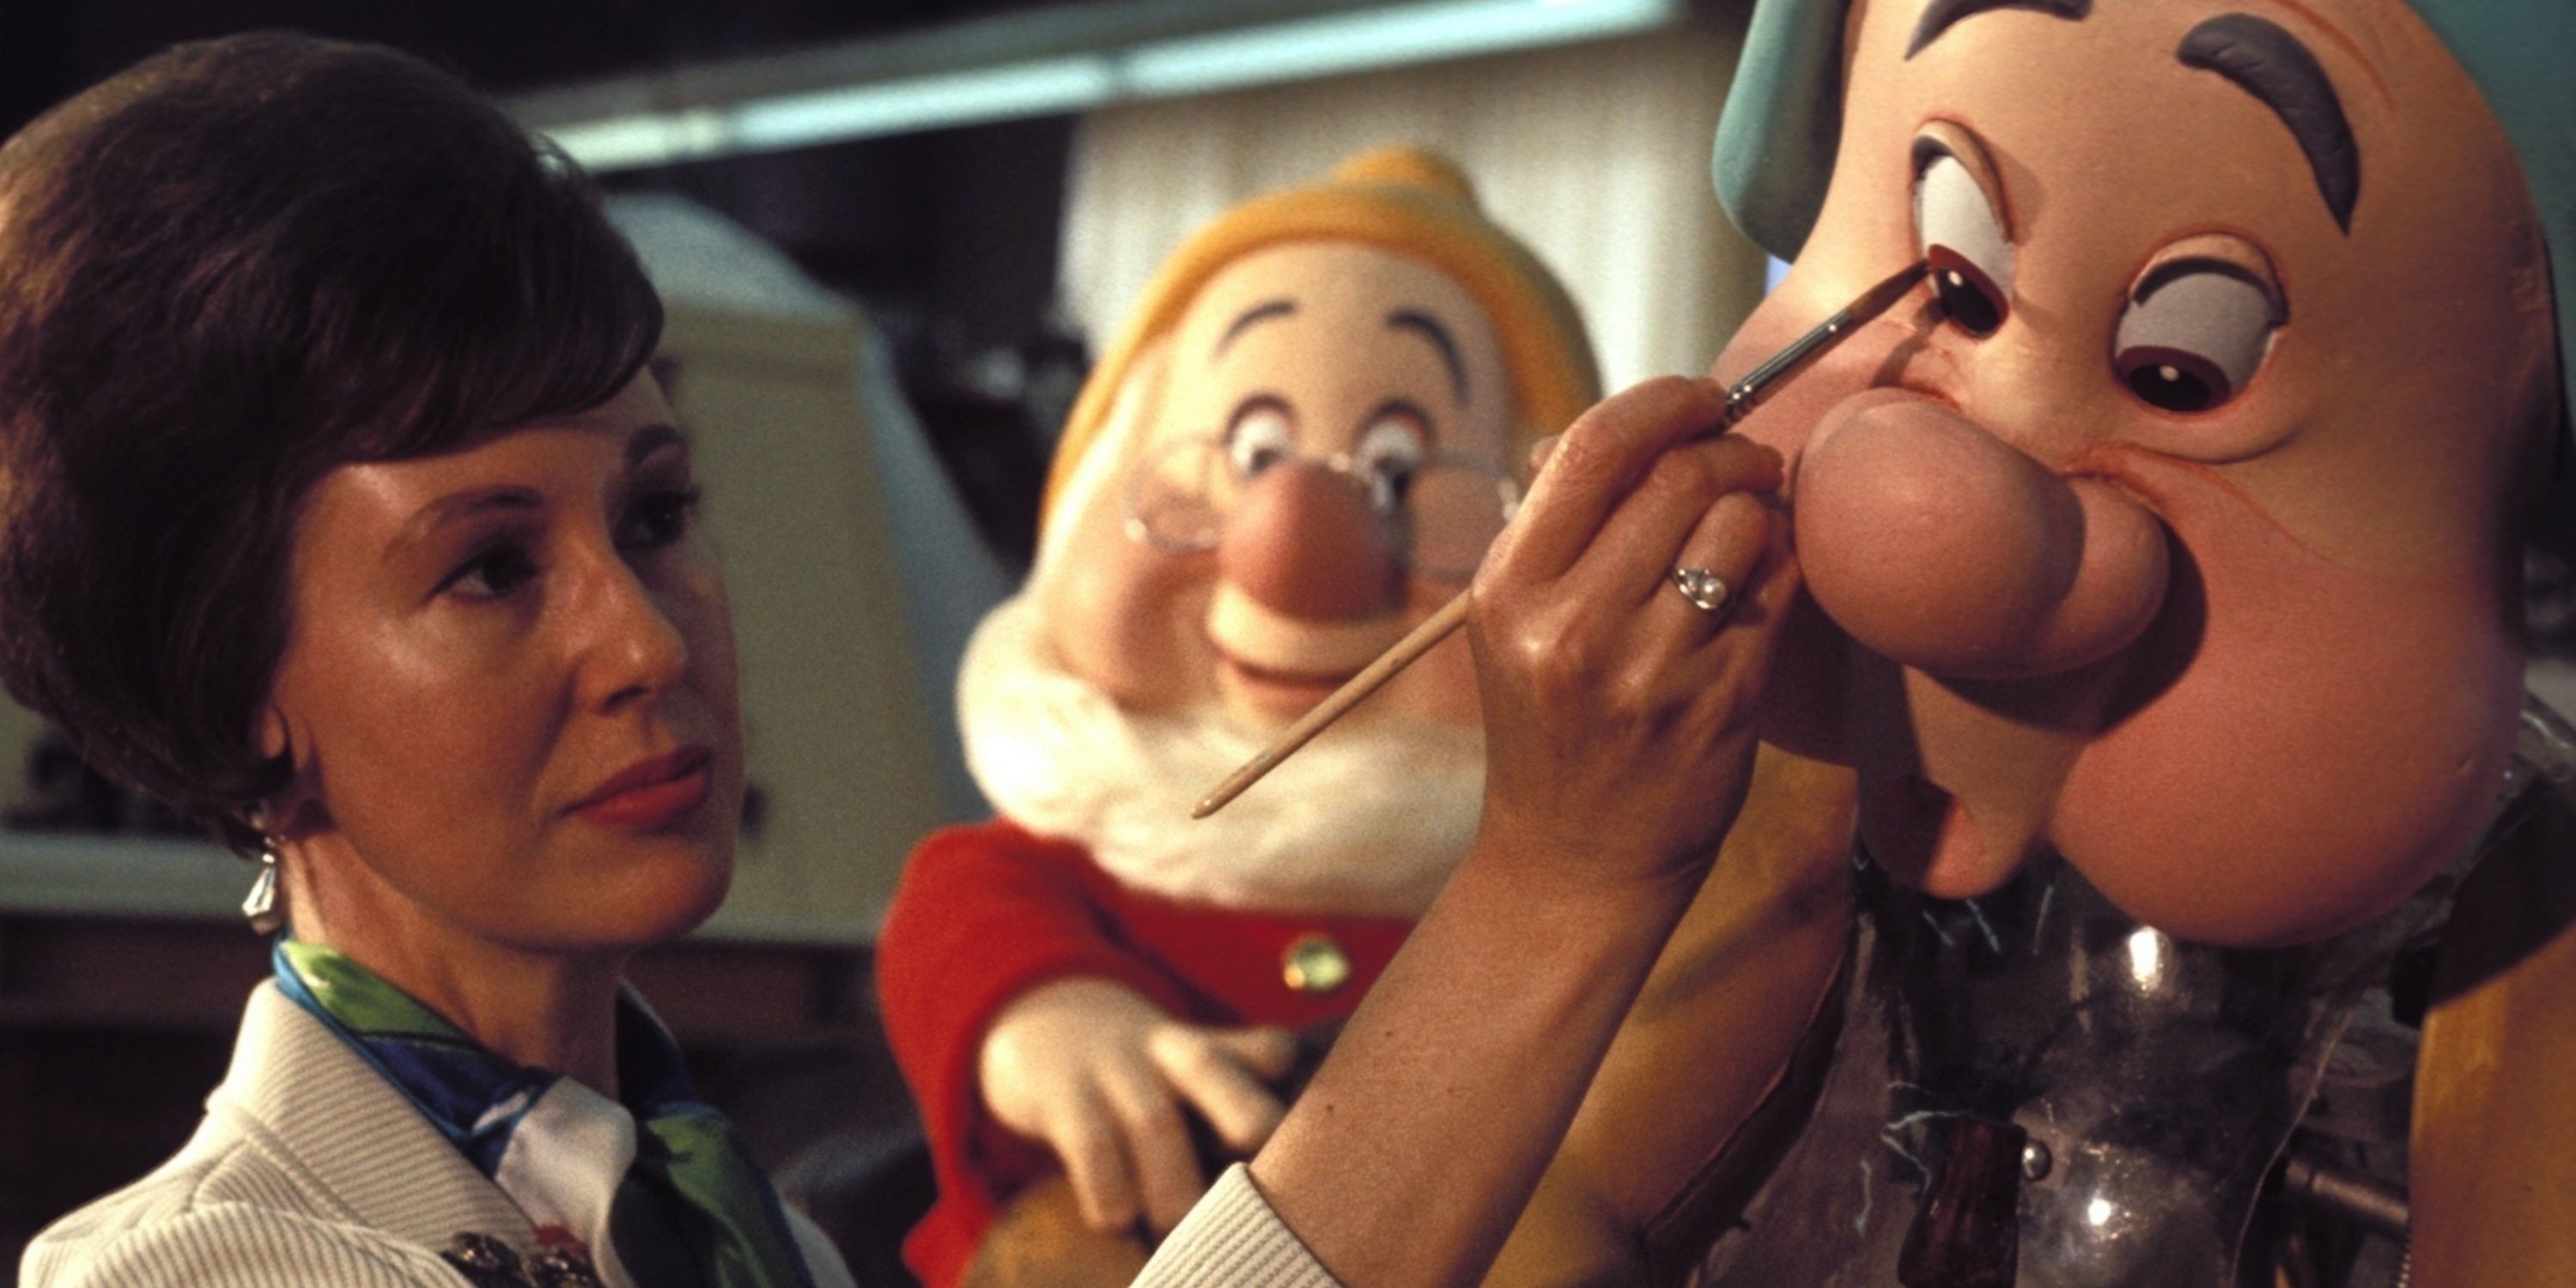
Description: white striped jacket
xmin=16 ymin=981 xmax=856 ymax=1288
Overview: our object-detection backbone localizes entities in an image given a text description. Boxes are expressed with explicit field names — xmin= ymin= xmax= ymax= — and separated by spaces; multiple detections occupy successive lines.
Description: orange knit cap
xmin=1042 ymin=146 xmax=1601 ymax=519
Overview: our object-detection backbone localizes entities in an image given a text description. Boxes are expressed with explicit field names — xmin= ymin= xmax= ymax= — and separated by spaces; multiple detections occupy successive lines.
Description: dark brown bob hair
xmin=0 ymin=32 xmax=664 ymax=852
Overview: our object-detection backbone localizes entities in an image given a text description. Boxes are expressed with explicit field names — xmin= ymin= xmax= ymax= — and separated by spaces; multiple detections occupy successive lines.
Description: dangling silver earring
xmin=242 ymin=811 xmax=284 ymax=934
xmin=242 ymin=848 xmax=283 ymax=933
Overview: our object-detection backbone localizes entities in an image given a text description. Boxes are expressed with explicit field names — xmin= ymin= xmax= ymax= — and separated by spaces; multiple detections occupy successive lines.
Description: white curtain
xmin=1058 ymin=15 xmax=1768 ymax=398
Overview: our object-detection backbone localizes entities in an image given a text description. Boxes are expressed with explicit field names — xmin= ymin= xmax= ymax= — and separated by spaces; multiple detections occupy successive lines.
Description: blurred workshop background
xmin=0 ymin=0 xmax=1773 ymax=1275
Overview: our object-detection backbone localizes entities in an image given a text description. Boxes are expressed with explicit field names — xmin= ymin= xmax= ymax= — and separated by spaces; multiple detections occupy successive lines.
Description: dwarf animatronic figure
xmin=1482 ymin=1 xmax=2576 ymax=1285
xmin=876 ymin=147 xmax=1600 ymax=1288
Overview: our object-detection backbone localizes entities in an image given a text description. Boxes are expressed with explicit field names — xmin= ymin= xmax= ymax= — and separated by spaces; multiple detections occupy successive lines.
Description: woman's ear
xmin=251 ymin=703 xmax=330 ymax=840
xmin=256 ymin=702 xmax=289 ymax=760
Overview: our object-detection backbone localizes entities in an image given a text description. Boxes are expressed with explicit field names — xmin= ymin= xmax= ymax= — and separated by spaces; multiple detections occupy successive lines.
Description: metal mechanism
xmin=1683 ymin=697 xmax=2576 ymax=1287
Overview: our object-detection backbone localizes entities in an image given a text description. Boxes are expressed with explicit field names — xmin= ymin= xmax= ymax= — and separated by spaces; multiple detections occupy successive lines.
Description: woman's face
xmin=265 ymin=375 xmax=744 ymax=959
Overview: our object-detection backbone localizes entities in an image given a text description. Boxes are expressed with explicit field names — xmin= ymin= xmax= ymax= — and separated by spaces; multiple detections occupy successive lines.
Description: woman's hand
xmin=979 ymin=977 xmax=1297 ymax=1236
xmin=1469 ymin=375 xmax=1794 ymax=887
xmin=1233 ymin=377 xmax=1802 ymax=1288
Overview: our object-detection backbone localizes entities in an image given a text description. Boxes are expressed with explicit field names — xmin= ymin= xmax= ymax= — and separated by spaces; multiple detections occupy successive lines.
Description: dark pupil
xmin=1927 ymin=246 xmax=2006 ymax=338
xmin=2118 ymin=346 xmax=2232 ymax=412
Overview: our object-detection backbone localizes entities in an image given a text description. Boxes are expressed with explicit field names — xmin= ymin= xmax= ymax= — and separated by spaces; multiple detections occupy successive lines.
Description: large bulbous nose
xmin=1795 ymin=389 xmax=2170 ymax=678
xmin=1217 ymin=461 xmax=1405 ymax=619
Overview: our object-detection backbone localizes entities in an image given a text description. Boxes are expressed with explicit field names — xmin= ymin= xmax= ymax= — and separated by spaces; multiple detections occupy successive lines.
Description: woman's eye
xmin=2111 ymin=265 xmax=2280 ymax=413
xmin=1354 ymin=413 xmax=1427 ymax=508
xmin=619 ymin=487 xmax=702 ymax=550
xmin=441 ymin=543 xmax=539 ymax=599
xmin=1224 ymin=399 xmax=1295 ymax=477
xmin=1913 ymin=151 xmax=2014 ymax=338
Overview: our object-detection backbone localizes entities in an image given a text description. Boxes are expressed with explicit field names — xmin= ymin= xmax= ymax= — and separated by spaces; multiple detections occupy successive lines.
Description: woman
xmin=1 ymin=32 xmax=845 ymax=1288
xmin=3 ymin=31 xmax=1789 ymax=1288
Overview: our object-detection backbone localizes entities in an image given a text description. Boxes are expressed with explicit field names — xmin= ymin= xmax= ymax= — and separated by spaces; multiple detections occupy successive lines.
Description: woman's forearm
xmin=1248 ymin=827 xmax=1708 ymax=1288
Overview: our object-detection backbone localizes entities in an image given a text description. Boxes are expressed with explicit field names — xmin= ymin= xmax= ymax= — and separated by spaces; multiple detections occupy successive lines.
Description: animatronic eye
xmin=1224 ymin=398 xmax=1296 ymax=476
xmin=1352 ymin=406 xmax=1429 ymax=511
xmin=2111 ymin=260 xmax=2281 ymax=413
xmin=1912 ymin=143 xmax=2014 ymax=338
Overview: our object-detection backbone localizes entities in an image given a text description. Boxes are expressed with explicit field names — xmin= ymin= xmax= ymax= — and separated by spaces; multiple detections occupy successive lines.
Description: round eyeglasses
xmin=1125 ymin=433 xmax=1519 ymax=584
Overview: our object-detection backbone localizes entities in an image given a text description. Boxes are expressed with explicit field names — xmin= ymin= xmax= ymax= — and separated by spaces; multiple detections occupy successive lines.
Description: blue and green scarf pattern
xmin=274 ymin=939 xmax=817 ymax=1288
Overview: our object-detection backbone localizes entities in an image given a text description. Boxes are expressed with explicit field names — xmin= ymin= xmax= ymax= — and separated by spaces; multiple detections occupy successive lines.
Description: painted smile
xmin=1212 ymin=642 xmax=1362 ymax=691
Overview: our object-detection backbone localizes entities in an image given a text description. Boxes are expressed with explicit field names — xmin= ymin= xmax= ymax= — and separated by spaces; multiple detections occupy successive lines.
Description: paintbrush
xmin=1192 ymin=259 xmax=1929 ymax=819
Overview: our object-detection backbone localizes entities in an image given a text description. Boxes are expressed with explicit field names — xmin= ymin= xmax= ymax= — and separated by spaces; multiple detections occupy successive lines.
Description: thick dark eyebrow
xmin=2178 ymin=14 xmax=2358 ymax=233
xmin=1906 ymin=0 xmax=2090 ymax=59
xmin=1387 ymin=308 xmax=1467 ymax=404
xmin=387 ymin=487 xmax=538 ymax=568
xmin=1216 ymin=299 xmax=1296 ymax=356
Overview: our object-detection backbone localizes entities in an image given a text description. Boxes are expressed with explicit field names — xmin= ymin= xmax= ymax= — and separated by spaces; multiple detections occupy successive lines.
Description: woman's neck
xmin=281 ymin=850 xmax=630 ymax=1097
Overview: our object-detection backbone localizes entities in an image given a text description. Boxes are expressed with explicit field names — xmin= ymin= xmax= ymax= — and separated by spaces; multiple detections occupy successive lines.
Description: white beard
xmin=957 ymin=592 xmax=1484 ymax=918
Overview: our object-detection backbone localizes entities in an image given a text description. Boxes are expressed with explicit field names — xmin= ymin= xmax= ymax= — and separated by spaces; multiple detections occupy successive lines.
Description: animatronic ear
xmin=2403 ymin=0 xmax=2576 ymax=549
xmin=1034 ymin=336 xmax=1173 ymax=578
xmin=1713 ymin=0 xmax=1852 ymax=259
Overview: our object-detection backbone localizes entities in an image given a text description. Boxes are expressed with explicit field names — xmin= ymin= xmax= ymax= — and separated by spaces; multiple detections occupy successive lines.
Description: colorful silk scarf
xmin=273 ymin=939 xmax=817 ymax=1288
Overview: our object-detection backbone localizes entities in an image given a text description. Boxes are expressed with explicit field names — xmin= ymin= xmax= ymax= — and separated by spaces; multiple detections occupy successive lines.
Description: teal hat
xmin=1713 ymin=0 xmax=2576 ymax=506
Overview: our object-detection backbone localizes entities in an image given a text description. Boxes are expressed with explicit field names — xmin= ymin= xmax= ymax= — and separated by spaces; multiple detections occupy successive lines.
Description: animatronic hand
xmin=977 ymin=977 xmax=1298 ymax=1236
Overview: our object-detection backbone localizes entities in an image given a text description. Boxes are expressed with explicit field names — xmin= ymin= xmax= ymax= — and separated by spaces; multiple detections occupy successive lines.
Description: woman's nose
xmin=572 ymin=553 xmax=691 ymax=710
xmin=1793 ymin=388 xmax=2170 ymax=679
xmin=1217 ymin=460 xmax=1406 ymax=620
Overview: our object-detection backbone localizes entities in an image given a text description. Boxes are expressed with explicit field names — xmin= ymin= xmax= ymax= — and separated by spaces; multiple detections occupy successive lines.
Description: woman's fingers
xmin=1645 ymin=491 xmax=1773 ymax=636
xmin=1555 ymin=437 xmax=1780 ymax=613
xmin=1703 ymin=501 xmax=1801 ymax=686
xmin=1497 ymin=377 xmax=1746 ymax=580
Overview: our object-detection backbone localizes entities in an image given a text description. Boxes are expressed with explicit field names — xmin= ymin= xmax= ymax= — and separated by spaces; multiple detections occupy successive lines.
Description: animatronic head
xmin=957 ymin=149 xmax=1595 ymax=915
xmin=1710 ymin=0 xmax=2573 ymax=944
xmin=1038 ymin=147 xmax=1599 ymax=731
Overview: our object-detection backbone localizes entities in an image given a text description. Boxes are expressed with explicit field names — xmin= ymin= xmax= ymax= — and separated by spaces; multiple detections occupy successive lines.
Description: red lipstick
xmin=570 ymin=746 xmax=714 ymax=831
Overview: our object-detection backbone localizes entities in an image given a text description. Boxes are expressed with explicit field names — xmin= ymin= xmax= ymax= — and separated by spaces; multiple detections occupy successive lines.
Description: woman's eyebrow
xmin=625 ymin=421 xmax=690 ymax=466
xmin=386 ymin=486 xmax=542 ymax=565
xmin=2178 ymin=13 xmax=2360 ymax=233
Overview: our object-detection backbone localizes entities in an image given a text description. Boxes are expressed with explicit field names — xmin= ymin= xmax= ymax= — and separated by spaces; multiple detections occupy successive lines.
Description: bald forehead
xmin=1906 ymin=0 xmax=2092 ymax=58
xmin=1902 ymin=0 xmax=2363 ymax=234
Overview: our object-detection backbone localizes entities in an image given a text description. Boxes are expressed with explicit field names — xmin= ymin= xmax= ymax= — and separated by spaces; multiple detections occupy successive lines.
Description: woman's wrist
xmin=1247 ymin=822 xmax=1714 ymax=1288
xmin=1463 ymin=791 xmax=1738 ymax=914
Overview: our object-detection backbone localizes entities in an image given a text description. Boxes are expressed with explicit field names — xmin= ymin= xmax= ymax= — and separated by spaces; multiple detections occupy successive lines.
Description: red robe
xmin=877 ymin=818 xmax=1416 ymax=1288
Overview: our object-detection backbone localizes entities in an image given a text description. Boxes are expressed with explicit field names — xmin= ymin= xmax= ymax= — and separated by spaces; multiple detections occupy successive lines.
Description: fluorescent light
xmin=532 ymin=0 xmax=1683 ymax=171
xmin=1121 ymin=0 xmax=1680 ymax=99
xmin=544 ymin=107 xmax=729 ymax=171
xmin=731 ymin=57 xmax=1117 ymax=151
